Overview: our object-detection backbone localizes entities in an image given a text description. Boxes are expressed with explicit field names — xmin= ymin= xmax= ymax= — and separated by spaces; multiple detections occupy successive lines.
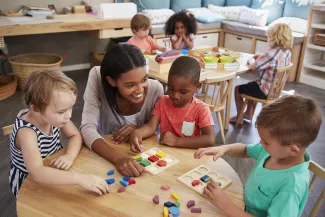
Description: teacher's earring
xmin=106 ymin=76 xmax=116 ymax=87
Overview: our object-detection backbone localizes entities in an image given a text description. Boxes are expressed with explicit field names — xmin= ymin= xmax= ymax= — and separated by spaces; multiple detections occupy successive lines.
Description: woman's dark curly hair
xmin=164 ymin=10 xmax=197 ymax=37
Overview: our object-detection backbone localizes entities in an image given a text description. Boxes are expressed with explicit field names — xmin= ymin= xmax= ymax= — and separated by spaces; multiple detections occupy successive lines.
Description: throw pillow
xmin=208 ymin=4 xmax=244 ymax=21
xmin=251 ymin=0 xmax=285 ymax=24
xmin=269 ymin=17 xmax=308 ymax=34
xmin=239 ymin=7 xmax=269 ymax=27
xmin=142 ymin=9 xmax=175 ymax=24
xmin=133 ymin=0 xmax=170 ymax=12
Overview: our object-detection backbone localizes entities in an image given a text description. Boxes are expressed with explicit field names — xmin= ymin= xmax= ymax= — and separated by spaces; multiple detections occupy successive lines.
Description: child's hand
xmin=194 ymin=146 xmax=230 ymax=161
xmin=112 ymin=124 xmax=137 ymax=144
xmin=115 ymin=156 xmax=145 ymax=177
xmin=77 ymin=173 xmax=110 ymax=196
xmin=160 ymin=131 xmax=177 ymax=147
xmin=129 ymin=130 xmax=144 ymax=153
xmin=50 ymin=154 xmax=75 ymax=170
xmin=203 ymin=178 xmax=231 ymax=209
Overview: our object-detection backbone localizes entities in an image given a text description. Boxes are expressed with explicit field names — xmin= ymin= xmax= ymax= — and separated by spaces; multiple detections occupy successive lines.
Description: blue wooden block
xmin=164 ymin=201 xmax=175 ymax=207
xmin=120 ymin=179 xmax=129 ymax=187
xmin=106 ymin=178 xmax=115 ymax=185
xmin=169 ymin=207 xmax=180 ymax=217
xmin=107 ymin=169 xmax=114 ymax=175
xmin=200 ymin=175 xmax=209 ymax=182
xmin=123 ymin=176 xmax=130 ymax=181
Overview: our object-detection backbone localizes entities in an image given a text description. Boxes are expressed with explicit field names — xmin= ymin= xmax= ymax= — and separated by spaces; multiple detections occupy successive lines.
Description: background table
xmin=17 ymin=135 xmax=245 ymax=217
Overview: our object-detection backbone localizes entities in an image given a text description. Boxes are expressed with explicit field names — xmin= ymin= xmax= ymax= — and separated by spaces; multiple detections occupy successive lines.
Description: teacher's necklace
xmin=117 ymin=98 xmax=132 ymax=116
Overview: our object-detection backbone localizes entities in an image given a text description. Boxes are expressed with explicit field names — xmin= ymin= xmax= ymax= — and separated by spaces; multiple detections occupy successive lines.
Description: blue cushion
xmin=283 ymin=0 xmax=311 ymax=20
xmin=226 ymin=0 xmax=252 ymax=7
xmin=202 ymin=0 xmax=226 ymax=7
xmin=251 ymin=0 xmax=285 ymax=24
xmin=196 ymin=12 xmax=225 ymax=23
xmin=133 ymin=0 xmax=170 ymax=12
xmin=171 ymin=0 xmax=201 ymax=12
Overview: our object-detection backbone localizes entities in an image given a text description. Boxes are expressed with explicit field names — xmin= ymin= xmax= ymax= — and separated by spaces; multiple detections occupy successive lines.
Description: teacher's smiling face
xmin=106 ymin=66 xmax=148 ymax=104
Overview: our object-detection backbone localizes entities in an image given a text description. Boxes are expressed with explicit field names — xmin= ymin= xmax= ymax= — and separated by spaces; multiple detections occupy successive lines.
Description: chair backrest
xmin=201 ymin=74 xmax=235 ymax=111
xmin=2 ymin=124 xmax=14 ymax=136
xmin=266 ymin=63 xmax=293 ymax=101
xmin=308 ymin=160 xmax=325 ymax=217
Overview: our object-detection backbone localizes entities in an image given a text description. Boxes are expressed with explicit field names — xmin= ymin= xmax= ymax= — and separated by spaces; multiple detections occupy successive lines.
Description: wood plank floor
xmin=0 ymin=69 xmax=324 ymax=217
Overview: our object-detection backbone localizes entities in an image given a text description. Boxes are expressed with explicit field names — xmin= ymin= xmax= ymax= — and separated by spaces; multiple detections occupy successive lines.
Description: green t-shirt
xmin=245 ymin=143 xmax=310 ymax=217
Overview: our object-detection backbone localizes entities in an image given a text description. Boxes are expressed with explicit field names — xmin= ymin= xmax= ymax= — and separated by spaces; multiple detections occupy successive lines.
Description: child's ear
xmin=195 ymin=82 xmax=202 ymax=93
xmin=31 ymin=104 xmax=40 ymax=113
xmin=106 ymin=76 xmax=116 ymax=87
xmin=289 ymin=144 xmax=301 ymax=156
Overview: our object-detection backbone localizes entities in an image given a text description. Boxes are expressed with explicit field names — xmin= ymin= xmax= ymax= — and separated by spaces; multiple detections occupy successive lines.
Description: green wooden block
xmin=216 ymin=182 xmax=221 ymax=186
xmin=140 ymin=159 xmax=151 ymax=167
xmin=175 ymin=201 xmax=180 ymax=207
xmin=203 ymin=177 xmax=211 ymax=183
xmin=135 ymin=157 xmax=142 ymax=162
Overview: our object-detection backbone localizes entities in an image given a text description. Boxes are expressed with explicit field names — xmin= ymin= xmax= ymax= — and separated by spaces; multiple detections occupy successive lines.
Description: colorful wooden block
xmin=164 ymin=207 xmax=168 ymax=217
xmin=168 ymin=214 xmax=173 ymax=217
xmin=216 ymin=182 xmax=221 ymax=186
xmin=123 ymin=176 xmax=130 ymax=181
xmin=171 ymin=192 xmax=180 ymax=201
xmin=156 ymin=151 xmax=167 ymax=158
xmin=153 ymin=195 xmax=159 ymax=204
xmin=105 ymin=178 xmax=115 ymax=185
xmin=161 ymin=185 xmax=170 ymax=191
xmin=200 ymin=175 xmax=209 ymax=182
xmin=148 ymin=155 xmax=159 ymax=162
xmin=187 ymin=200 xmax=195 ymax=208
xmin=120 ymin=179 xmax=129 ymax=187
xmin=191 ymin=180 xmax=200 ymax=187
xmin=107 ymin=169 xmax=114 ymax=175
xmin=118 ymin=187 xmax=126 ymax=193
xmin=133 ymin=155 xmax=142 ymax=162
xmin=169 ymin=207 xmax=180 ymax=217
xmin=140 ymin=159 xmax=151 ymax=167
xmin=164 ymin=201 xmax=175 ymax=207
xmin=191 ymin=207 xmax=202 ymax=213
xmin=157 ymin=160 xmax=167 ymax=167
xmin=127 ymin=179 xmax=136 ymax=185
xmin=174 ymin=201 xmax=180 ymax=207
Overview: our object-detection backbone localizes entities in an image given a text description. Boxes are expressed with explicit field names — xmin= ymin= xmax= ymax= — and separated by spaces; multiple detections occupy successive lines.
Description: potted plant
xmin=0 ymin=49 xmax=17 ymax=101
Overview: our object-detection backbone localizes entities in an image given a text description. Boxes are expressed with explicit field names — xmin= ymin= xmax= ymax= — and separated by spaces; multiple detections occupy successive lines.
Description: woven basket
xmin=0 ymin=75 xmax=18 ymax=101
xmin=9 ymin=53 xmax=63 ymax=89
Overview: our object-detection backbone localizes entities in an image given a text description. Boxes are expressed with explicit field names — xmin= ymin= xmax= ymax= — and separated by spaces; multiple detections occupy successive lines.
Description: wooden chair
xmin=2 ymin=124 xmax=14 ymax=136
xmin=236 ymin=63 xmax=294 ymax=126
xmin=308 ymin=160 xmax=325 ymax=217
xmin=197 ymin=73 xmax=235 ymax=144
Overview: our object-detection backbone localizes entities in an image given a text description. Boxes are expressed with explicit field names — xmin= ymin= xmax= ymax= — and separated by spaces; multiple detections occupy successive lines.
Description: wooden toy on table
xmin=177 ymin=164 xmax=232 ymax=195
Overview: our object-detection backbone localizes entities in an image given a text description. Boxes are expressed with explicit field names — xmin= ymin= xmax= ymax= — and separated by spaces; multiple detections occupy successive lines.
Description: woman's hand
xmin=115 ymin=156 xmax=145 ymax=177
xmin=112 ymin=125 xmax=137 ymax=144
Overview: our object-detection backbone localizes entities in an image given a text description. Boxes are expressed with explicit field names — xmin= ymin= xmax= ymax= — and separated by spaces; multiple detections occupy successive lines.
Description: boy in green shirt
xmin=194 ymin=95 xmax=322 ymax=217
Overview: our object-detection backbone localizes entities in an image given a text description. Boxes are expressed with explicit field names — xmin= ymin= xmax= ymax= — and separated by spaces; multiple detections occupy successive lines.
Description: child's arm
xmin=182 ymin=33 xmax=194 ymax=49
xmin=194 ymin=143 xmax=250 ymax=160
xmin=50 ymin=121 xmax=82 ymax=170
xmin=17 ymin=128 xmax=110 ymax=195
xmin=171 ymin=36 xmax=183 ymax=50
xmin=160 ymin=125 xmax=215 ymax=148
xmin=129 ymin=114 xmax=160 ymax=152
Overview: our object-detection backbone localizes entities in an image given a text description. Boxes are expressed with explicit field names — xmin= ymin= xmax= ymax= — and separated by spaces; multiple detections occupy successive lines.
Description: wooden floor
xmin=0 ymin=69 xmax=324 ymax=217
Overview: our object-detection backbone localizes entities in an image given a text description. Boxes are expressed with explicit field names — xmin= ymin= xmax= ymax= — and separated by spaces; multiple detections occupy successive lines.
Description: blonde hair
xmin=267 ymin=23 xmax=292 ymax=50
xmin=24 ymin=69 xmax=77 ymax=113
xmin=130 ymin=14 xmax=151 ymax=34
xmin=256 ymin=95 xmax=322 ymax=147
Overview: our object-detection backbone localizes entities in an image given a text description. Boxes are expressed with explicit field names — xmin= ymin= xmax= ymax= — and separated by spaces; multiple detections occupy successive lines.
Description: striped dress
xmin=9 ymin=110 xmax=63 ymax=197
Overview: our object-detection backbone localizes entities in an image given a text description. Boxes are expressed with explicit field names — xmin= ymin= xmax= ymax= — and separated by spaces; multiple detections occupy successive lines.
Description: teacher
xmin=80 ymin=44 xmax=164 ymax=176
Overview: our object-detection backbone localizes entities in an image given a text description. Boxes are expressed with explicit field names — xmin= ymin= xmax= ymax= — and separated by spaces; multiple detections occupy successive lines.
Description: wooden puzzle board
xmin=177 ymin=164 xmax=232 ymax=195
xmin=134 ymin=148 xmax=179 ymax=175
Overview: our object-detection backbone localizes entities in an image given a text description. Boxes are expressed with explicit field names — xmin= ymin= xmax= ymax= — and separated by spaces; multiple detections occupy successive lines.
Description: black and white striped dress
xmin=9 ymin=110 xmax=63 ymax=197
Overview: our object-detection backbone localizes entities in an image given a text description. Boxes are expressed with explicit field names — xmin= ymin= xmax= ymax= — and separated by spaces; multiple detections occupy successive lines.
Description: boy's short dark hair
xmin=169 ymin=56 xmax=201 ymax=84
xmin=256 ymin=95 xmax=322 ymax=147
xmin=130 ymin=14 xmax=151 ymax=34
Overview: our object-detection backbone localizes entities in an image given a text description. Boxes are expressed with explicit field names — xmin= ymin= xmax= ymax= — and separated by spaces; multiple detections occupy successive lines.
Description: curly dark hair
xmin=164 ymin=10 xmax=197 ymax=37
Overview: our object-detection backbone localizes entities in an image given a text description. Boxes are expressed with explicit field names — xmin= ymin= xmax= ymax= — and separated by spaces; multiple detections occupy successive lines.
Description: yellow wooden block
xmin=133 ymin=155 xmax=141 ymax=160
xmin=171 ymin=192 xmax=180 ymax=201
xmin=156 ymin=151 xmax=167 ymax=158
xmin=163 ymin=207 xmax=168 ymax=217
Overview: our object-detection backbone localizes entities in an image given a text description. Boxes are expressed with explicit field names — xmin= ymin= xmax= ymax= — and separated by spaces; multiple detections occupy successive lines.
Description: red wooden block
xmin=148 ymin=155 xmax=159 ymax=163
xmin=157 ymin=160 xmax=167 ymax=167
xmin=118 ymin=187 xmax=126 ymax=193
xmin=191 ymin=180 xmax=200 ymax=187
xmin=127 ymin=179 xmax=136 ymax=185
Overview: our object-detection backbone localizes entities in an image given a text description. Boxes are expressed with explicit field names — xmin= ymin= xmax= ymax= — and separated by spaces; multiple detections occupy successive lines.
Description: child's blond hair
xmin=24 ymin=69 xmax=77 ymax=113
xmin=267 ymin=23 xmax=292 ymax=50
xmin=256 ymin=95 xmax=322 ymax=147
xmin=130 ymin=14 xmax=151 ymax=34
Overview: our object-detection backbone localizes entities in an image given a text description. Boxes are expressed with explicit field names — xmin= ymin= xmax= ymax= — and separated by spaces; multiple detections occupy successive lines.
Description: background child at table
xmin=165 ymin=10 xmax=197 ymax=50
xmin=129 ymin=56 xmax=215 ymax=152
xmin=127 ymin=13 xmax=167 ymax=54
xmin=194 ymin=95 xmax=322 ymax=217
xmin=9 ymin=70 xmax=110 ymax=197
xmin=230 ymin=23 xmax=292 ymax=123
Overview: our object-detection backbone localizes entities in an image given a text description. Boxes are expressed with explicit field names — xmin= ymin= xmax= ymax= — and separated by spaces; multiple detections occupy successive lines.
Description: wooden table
xmin=17 ymin=135 xmax=245 ymax=217
xmin=148 ymin=53 xmax=253 ymax=131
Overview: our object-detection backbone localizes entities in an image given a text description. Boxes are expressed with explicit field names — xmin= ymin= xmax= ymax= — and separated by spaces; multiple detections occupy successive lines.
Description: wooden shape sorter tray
xmin=177 ymin=164 xmax=232 ymax=195
xmin=133 ymin=148 xmax=179 ymax=175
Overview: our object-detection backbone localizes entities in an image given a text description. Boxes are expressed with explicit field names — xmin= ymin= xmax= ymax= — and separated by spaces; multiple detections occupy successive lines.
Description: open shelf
xmin=307 ymin=43 xmax=325 ymax=51
xmin=304 ymin=60 xmax=325 ymax=73
xmin=311 ymin=23 xmax=325 ymax=29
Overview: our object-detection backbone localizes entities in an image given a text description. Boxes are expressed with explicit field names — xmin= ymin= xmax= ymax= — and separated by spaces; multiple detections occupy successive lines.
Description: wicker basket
xmin=314 ymin=32 xmax=325 ymax=47
xmin=9 ymin=53 xmax=63 ymax=89
xmin=0 ymin=75 xmax=18 ymax=101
